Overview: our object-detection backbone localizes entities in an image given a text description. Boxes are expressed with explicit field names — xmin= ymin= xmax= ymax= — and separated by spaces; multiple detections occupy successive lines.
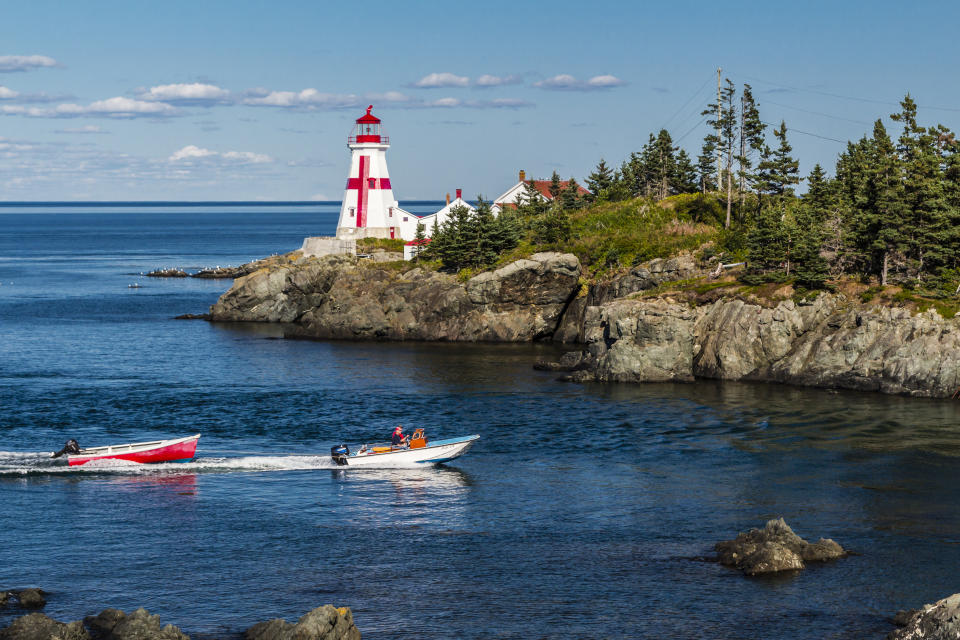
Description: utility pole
xmin=739 ymin=93 xmax=746 ymax=212
xmin=716 ymin=67 xmax=722 ymax=192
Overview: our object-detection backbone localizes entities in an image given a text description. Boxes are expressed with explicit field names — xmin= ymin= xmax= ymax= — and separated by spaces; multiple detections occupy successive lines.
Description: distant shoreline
xmin=0 ymin=200 xmax=450 ymax=207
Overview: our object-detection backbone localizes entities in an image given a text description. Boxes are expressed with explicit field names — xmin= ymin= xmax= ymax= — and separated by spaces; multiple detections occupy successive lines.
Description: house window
xmin=369 ymin=178 xmax=375 ymax=188
xmin=403 ymin=216 xmax=408 ymax=222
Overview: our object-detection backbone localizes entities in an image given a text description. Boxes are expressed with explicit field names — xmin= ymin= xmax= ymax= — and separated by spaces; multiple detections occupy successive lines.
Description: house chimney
xmin=455 ymin=188 xmax=462 ymax=200
xmin=446 ymin=192 xmax=450 ymax=205
xmin=518 ymin=169 xmax=526 ymax=182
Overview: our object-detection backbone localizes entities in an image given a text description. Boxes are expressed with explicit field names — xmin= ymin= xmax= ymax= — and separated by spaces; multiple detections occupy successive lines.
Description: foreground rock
xmin=14 ymin=590 xmax=46 ymax=609
xmin=715 ymin=518 xmax=846 ymax=575
xmin=83 ymin=608 xmax=188 ymax=640
xmin=887 ymin=593 xmax=960 ymax=639
xmin=209 ymin=252 xmax=581 ymax=342
xmin=0 ymin=604 xmax=360 ymax=640
xmin=547 ymin=292 xmax=960 ymax=398
xmin=0 ymin=613 xmax=88 ymax=640
xmin=246 ymin=605 xmax=361 ymax=640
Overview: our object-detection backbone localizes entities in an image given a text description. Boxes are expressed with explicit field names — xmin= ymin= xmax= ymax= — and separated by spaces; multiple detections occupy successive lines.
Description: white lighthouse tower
xmin=335 ymin=105 xmax=400 ymax=239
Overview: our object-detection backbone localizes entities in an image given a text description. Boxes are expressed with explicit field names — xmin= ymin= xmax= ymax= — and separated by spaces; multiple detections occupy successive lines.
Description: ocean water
xmin=2 ymin=204 xmax=960 ymax=639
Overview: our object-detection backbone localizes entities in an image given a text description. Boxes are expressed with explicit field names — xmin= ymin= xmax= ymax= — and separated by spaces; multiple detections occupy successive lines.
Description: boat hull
xmin=342 ymin=435 xmax=479 ymax=467
xmin=67 ymin=435 xmax=200 ymax=466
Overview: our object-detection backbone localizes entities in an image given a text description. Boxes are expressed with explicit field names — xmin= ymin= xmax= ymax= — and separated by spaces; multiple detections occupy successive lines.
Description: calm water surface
xmin=1 ymin=205 xmax=960 ymax=639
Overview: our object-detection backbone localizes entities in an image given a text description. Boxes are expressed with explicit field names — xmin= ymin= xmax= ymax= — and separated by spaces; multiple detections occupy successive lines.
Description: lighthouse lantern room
xmin=336 ymin=105 xmax=399 ymax=240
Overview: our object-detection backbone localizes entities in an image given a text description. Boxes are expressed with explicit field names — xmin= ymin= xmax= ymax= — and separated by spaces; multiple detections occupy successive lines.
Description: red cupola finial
xmin=352 ymin=105 xmax=385 ymax=144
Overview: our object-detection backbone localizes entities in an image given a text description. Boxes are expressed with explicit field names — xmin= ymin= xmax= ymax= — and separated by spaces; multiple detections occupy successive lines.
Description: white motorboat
xmin=330 ymin=429 xmax=478 ymax=467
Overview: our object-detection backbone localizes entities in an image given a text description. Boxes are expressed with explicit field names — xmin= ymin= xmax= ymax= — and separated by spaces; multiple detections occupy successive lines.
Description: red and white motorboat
xmin=53 ymin=434 xmax=201 ymax=466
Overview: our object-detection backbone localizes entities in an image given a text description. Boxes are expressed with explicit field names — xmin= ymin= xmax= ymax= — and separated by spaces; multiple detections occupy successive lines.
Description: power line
xmin=736 ymin=72 xmax=960 ymax=114
xmin=760 ymin=121 xmax=847 ymax=144
xmin=675 ymin=115 xmax=708 ymax=143
xmin=660 ymin=77 xmax=711 ymax=130
xmin=763 ymin=99 xmax=870 ymax=125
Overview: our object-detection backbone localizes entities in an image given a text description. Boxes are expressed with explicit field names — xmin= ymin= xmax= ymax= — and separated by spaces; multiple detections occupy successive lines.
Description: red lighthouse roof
xmin=356 ymin=105 xmax=381 ymax=124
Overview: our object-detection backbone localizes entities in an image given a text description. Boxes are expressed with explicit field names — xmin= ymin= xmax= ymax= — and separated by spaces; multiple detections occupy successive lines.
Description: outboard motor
xmin=51 ymin=439 xmax=80 ymax=459
xmin=330 ymin=444 xmax=350 ymax=466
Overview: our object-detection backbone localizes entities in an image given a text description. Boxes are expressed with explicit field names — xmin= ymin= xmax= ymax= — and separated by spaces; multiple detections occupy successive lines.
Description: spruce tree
xmin=412 ymin=222 xmax=427 ymax=262
xmin=697 ymin=137 xmax=717 ymax=193
xmin=585 ymin=159 xmax=614 ymax=201
xmin=548 ymin=170 xmax=563 ymax=200
xmin=702 ymin=78 xmax=738 ymax=227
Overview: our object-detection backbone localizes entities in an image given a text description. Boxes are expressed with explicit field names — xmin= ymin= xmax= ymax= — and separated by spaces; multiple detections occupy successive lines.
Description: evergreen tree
xmin=744 ymin=204 xmax=787 ymax=282
xmin=548 ymin=170 xmax=563 ymax=200
xmin=702 ymin=78 xmax=738 ymax=227
xmin=412 ymin=222 xmax=427 ymax=262
xmin=737 ymin=84 xmax=766 ymax=216
xmin=859 ymin=120 xmax=906 ymax=284
xmin=672 ymin=149 xmax=699 ymax=194
xmin=585 ymin=159 xmax=614 ymax=200
xmin=560 ymin=177 xmax=583 ymax=211
xmin=757 ymin=121 xmax=800 ymax=206
xmin=697 ymin=137 xmax=717 ymax=193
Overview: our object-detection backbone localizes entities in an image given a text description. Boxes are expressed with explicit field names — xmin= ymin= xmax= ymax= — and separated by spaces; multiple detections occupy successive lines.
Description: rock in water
xmin=83 ymin=608 xmax=189 ymax=640
xmin=0 ymin=591 xmax=9 ymax=606
xmin=715 ymin=517 xmax=846 ymax=575
xmin=887 ymin=594 xmax=960 ymax=639
xmin=0 ymin=612 xmax=89 ymax=640
xmin=16 ymin=589 xmax=47 ymax=609
xmin=245 ymin=605 xmax=361 ymax=640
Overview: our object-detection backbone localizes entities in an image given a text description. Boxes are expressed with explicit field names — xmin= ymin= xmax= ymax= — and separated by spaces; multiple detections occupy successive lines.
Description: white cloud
xmin=0 ymin=86 xmax=66 ymax=103
xmin=138 ymin=83 xmax=231 ymax=105
xmin=0 ymin=96 xmax=179 ymax=118
xmin=413 ymin=72 xmax=470 ymax=88
xmin=169 ymin=145 xmax=272 ymax=164
xmin=241 ymin=88 xmax=360 ymax=109
xmin=474 ymin=74 xmax=523 ymax=87
xmin=534 ymin=74 xmax=625 ymax=91
xmin=54 ymin=125 xmax=108 ymax=134
xmin=0 ymin=86 xmax=18 ymax=99
xmin=0 ymin=55 xmax=58 ymax=73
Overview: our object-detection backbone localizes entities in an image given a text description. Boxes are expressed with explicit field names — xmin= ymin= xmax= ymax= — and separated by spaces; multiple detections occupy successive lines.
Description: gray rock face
xmin=210 ymin=252 xmax=581 ymax=342
xmin=887 ymin=593 xmax=960 ymax=639
xmin=0 ymin=613 xmax=89 ymax=640
xmin=245 ymin=605 xmax=360 ymax=640
xmin=715 ymin=518 xmax=846 ymax=575
xmin=82 ymin=608 xmax=189 ymax=640
xmin=551 ymin=293 xmax=960 ymax=398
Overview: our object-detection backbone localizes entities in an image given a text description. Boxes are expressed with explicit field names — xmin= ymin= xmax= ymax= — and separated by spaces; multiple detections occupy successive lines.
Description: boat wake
xmin=0 ymin=451 xmax=344 ymax=476
xmin=0 ymin=451 xmax=460 ymax=476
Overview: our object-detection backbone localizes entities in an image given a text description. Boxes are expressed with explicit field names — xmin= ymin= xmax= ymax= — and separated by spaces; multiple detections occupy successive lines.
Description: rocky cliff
xmin=205 ymin=251 xmax=960 ymax=398
xmin=208 ymin=252 xmax=581 ymax=342
xmin=545 ymin=291 xmax=960 ymax=398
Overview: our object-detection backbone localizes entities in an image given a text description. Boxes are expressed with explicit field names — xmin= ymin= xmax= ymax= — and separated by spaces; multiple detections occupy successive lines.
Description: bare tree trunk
xmin=882 ymin=251 xmax=889 ymax=286
xmin=726 ymin=168 xmax=733 ymax=229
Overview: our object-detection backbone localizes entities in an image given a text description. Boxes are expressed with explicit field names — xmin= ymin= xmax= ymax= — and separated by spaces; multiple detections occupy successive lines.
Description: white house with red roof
xmin=491 ymin=170 xmax=590 ymax=214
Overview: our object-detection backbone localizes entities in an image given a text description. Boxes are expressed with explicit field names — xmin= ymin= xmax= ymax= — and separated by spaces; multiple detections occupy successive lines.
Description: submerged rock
xmin=0 ymin=612 xmax=89 ymax=640
xmin=15 ymin=589 xmax=46 ymax=609
xmin=245 ymin=605 xmax=360 ymax=640
xmin=715 ymin=518 xmax=846 ymax=575
xmin=83 ymin=607 xmax=189 ymax=640
xmin=887 ymin=593 xmax=960 ymax=639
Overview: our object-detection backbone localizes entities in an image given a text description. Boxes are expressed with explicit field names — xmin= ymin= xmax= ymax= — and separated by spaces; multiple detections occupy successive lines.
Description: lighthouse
xmin=335 ymin=105 xmax=399 ymax=239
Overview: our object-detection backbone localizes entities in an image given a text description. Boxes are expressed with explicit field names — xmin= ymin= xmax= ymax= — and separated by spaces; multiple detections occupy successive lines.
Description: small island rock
xmin=246 ymin=605 xmax=360 ymax=640
xmin=715 ymin=517 xmax=846 ymax=575
xmin=15 ymin=589 xmax=47 ymax=609
xmin=888 ymin=594 xmax=960 ymax=640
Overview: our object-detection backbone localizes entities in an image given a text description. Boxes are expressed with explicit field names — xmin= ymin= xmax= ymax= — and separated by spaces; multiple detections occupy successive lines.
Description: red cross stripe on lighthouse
xmin=346 ymin=156 xmax=392 ymax=228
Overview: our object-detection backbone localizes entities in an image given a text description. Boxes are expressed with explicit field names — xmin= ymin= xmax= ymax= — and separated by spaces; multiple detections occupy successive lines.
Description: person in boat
xmin=51 ymin=439 xmax=80 ymax=458
xmin=391 ymin=425 xmax=408 ymax=447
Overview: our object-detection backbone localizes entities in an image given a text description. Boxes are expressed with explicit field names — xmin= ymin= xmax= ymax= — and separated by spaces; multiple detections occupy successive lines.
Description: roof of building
xmin=493 ymin=179 xmax=590 ymax=206
xmin=405 ymin=238 xmax=431 ymax=246
xmin=356 ymin=105 xmax=381 ymax=124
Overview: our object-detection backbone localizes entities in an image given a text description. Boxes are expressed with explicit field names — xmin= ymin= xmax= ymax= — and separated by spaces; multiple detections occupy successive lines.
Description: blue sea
xmin=2 ymin=203 xmax=960 ymax=639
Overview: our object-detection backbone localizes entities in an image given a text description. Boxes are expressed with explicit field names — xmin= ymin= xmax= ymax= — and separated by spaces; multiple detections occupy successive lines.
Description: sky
xmin=2 ymin=0 xmax=960 ymax=201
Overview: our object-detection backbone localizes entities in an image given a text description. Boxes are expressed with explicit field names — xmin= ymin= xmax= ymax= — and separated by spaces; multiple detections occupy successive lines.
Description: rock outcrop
xmin=83 ymin=608 xmax=188 ymax=640
xmin=547 ymin=292 xmax=960 ymax=398
xmin=0 ymin=604 xmax=360 ymax=640
xmin=245 ymin=605 xmax=361 ymax=640
xmin=0 ymin=613 xmax=89 ymax=640
xmin=887 ymin=594 xmax=960 ymax=639
xmin=715 ymin=518 xmax=846 ymax=575
xmin=209 ymin=252 xmax=582 ymax=342
xmin=15 ymin=590 xmax=46 ymax=609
